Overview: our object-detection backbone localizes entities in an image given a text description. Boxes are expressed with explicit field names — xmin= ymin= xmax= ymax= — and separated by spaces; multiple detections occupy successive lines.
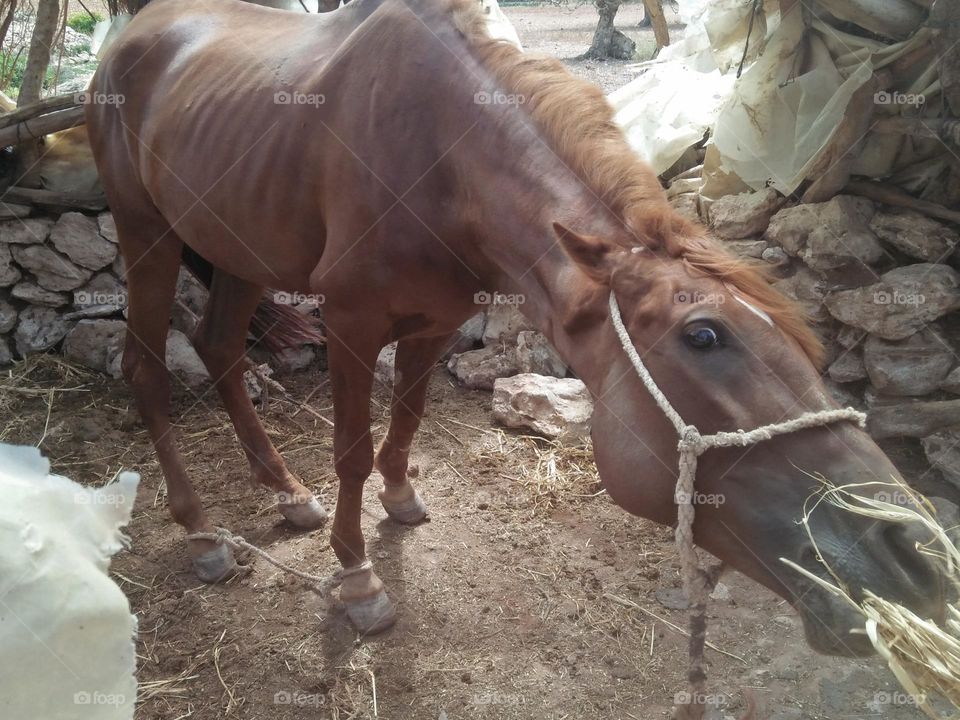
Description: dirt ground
xmin=2 ymin=351 xmax=936 ymax=720
xmin=0 ymin=4 xmax=947 ymax=720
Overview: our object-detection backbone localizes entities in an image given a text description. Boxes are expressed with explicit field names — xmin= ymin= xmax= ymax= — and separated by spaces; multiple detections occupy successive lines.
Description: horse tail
xmin=179 ymin=246 xmax=325 ymax=354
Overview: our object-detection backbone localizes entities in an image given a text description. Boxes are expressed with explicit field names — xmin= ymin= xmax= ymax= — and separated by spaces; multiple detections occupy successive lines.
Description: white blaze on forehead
xmin=730 ymin=291 xmax=774 ymax=327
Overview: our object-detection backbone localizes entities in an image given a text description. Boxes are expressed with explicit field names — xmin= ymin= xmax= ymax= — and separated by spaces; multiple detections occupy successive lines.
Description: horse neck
xmin=452 ymin=128 xmax=626 ymax=388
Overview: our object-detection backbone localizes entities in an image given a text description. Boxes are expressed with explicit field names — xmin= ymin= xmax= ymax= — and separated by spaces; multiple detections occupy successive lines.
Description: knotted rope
xmin=185 ymin=527 xmax=371 ymax=595
xmin=608 ymin=291 xmax=866 ymax=716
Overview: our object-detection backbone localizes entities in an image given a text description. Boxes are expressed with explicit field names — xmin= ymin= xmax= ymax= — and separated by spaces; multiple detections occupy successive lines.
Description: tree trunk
xmin=586 ymin=0 xmax=635 ymax=60
xmin=18 ymin=0 xmax=59 ymax=107
xmin=16 ymin=0 xmax=59 ymax=176
xmin=0 ymin=0 xmax=18 ymax=54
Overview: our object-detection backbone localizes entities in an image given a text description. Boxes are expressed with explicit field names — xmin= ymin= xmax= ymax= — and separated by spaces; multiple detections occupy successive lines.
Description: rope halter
xmin=607 ymin=291 xmax=866 ymax=708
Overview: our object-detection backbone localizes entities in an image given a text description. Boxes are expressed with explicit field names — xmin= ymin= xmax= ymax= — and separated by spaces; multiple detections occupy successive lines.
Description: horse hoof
xmin=344 ymin=589 xmax=397 ymax=635
xmin=378 ymin=485 xmax=428 ymax=525
xmin=278 ymin=494 xmax=328 ymax=529
xmin=191 ymin=543 xmax=240 ymax=583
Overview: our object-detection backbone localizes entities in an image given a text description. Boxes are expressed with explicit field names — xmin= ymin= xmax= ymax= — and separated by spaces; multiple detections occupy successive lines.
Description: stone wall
xmin=698 ymin=189 xmax=960 ymax=498
xmin=0 ymin=203 xmax=303 ymax=385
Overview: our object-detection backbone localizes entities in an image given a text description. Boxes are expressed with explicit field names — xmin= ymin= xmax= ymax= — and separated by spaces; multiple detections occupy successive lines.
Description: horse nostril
xmin=882 ymin=523 xmax=940 ymax=593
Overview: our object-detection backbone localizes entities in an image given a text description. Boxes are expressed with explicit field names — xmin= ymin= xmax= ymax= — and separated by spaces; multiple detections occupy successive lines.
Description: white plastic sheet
xmin=0 ymin=444 xmax=138 ymax=720
xmin=612 ymin=0 xmax=942 ymax=198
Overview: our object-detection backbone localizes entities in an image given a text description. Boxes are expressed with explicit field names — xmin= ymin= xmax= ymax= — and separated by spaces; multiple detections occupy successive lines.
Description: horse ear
xmin=553 ymin=222 xmax=618 ymax=283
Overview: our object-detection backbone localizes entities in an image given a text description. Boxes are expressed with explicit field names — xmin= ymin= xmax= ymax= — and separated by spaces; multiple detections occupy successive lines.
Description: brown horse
xmin=86 ymin=0 xmax=948 ymax=654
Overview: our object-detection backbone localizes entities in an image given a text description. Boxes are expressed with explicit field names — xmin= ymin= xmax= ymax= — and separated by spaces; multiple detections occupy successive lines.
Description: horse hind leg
xmin=374 ymin=334 xmax=456 ymax=524
xmin=192 ymin=269 xmax=327 ymax=529
xmin=114 ymin=209 xmax=239 ymax=582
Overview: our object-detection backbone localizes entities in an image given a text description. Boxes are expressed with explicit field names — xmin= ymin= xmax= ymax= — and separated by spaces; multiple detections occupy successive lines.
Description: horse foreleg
xmin=193 ymin=270 xmax=327 ymax=529
xmin=326 ymin=324 xmax=396 ymax=634
xmin=116 ymin=214 xmax=238 ymax=583
xmin=374 ymin=334 xmax=455 ymax=523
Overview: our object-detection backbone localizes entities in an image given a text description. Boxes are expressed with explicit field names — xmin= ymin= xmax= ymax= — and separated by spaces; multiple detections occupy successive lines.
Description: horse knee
xmin=121 ymin=343 xmax=169 ymax=403
xmin=335 ymin=451 xmax=374 ymax=485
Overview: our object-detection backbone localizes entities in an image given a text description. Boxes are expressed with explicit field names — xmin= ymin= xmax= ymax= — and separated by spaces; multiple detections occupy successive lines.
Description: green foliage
xmin=67 ymin=11 xmax=103 ymax=35
xmin=0 ymin=50 xmax=60 ymax=100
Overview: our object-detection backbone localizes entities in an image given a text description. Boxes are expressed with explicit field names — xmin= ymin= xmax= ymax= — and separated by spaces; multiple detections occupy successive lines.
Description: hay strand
xmin=783 ymin=477 xmax=960 ymax=720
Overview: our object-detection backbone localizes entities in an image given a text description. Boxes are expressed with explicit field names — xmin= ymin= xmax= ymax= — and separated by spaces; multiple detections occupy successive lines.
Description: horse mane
xmin=448 ymin=0 xmax=823 ymax=367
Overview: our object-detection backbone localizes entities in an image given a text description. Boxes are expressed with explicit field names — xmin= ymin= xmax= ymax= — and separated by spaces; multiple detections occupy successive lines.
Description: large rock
xmin=447 ymin=345 xmax=519 ymax=390
xmin=11 ymin=281 xmax=70 ymax=307
xmin=0 ymin=217 xmax=53 ymax=245
xmin=724 ymin=239 xmax=768 ymax=259
xmin=442 ymin=312 xmax=486 ymax=359
xmin=13 ymin=306 xmax=72 ymax=355
xmin=824 ymin=264 xmax=960 ymax=340
xmin=165 ymin=329 xmax=209 ymax=388
xmin=941 ymin=367 xmax=960 ymax=395
xmin=765 ymin=195 xmax=882 ymax=272
xmin=63 ymin=319 xmax=127 ymax=373
xmin=273 ymin=345 xmax=315 ymax=373
xmin=870 ymin=210 xmax=958 ymax=262
xmin=97 ymin=212 xmax=118 ymax=244
xmin=0 ymin=294 xmax=17 ymax=333
xmin=171 ymin=267 xmax=207 ymax=335
xmin=70 ymin=272 xmax=127 ymax=319
xmin=0 ymin=244 xmax=21 ymax=286
xmin=0 ymin=336 xmax=11 ymax=365
xmin=515 ymin=331 xmax=566 ymax=377
xmin=773 ymin=266 xmax=828 ymax=321
xmin=107 ymin=329 xmax=208 ymax=385
xmin=921 ymin=429 xmax=960 ymax=489
xmin=482 ymin=302 xmax=534 ymax=345
xmin=0 ymin=203 xmax=31 ymax=220
xmin=460 ymin=312 xmax=486 ymax=342
xmin=868 ymin=399 xmax=960 ymax=439
xmin=10 ymin=244 xmax=93 ymax=291
xmin=49 ymin=212 xmax=118 ymax=271
xmin=827 ymin=349 xmax=866 ymax=383
xmin=375 ymin=342 xmax=396 ymax=385
xmin=709 ymin=188 xmax=784 ymax=239
xmin=492 ymin=374 xmax=593 ymax=441
xmin=863 ymin=329 xmax=955 ymax=396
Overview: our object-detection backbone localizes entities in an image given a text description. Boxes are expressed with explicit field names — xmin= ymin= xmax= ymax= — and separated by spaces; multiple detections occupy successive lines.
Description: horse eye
xmin=685 ymin=325 xmax=719 ymax=350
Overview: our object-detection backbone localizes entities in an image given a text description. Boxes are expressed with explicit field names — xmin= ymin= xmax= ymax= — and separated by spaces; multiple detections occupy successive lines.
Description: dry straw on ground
xmin=783 ymin=477 xmax=960 ymax=720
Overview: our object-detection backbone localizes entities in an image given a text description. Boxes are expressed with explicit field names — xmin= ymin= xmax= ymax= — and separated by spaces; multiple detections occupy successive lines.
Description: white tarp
xmin=612 ymin=0 xmax=938 ymax=198
xmin=0 ymin=444 xmax=139 ymax=720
